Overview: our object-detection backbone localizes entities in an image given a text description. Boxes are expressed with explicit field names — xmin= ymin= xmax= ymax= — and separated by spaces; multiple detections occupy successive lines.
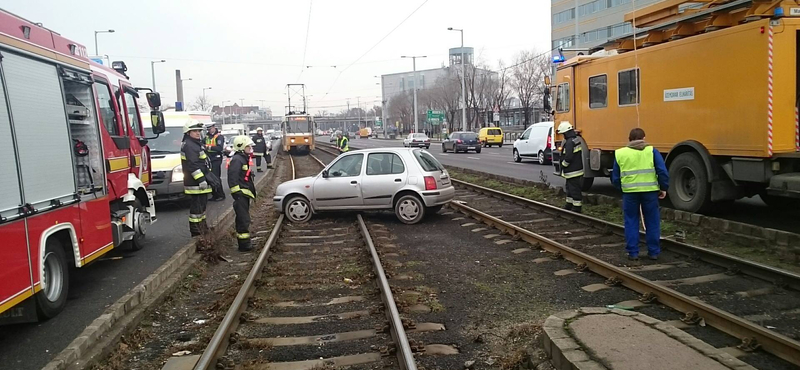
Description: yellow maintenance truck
xmin=550 ymin=0 xmax=800 ymax=212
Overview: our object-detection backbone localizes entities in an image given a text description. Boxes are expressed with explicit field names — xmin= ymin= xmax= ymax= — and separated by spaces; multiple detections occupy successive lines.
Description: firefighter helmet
xmin=257 ymin=127 xmax=263 ymax=132
xmin=183 ymin=119 xmax=204 ymax=134
xmin=232 ymin=135 xmax=255 ymax=152
xmin=557 ymin=121 xmax=574 ymax=134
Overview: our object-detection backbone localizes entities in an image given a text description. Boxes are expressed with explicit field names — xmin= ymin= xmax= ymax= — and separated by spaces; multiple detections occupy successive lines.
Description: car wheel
xmin=284 ymin=196 xmax=312 ymax=223
xmin=513 ymin=149 xmax=521 ymax=163
xmin=125 ymin=199 xmax=148 ymax=251
xmin=538 ymin=151 xmax=546 ymax=165
xmin=441 ymin=144 xmax=447 ymax=153
xmin=499 ymin=143 xmax=503 ymax=148
xmin=395 ymin=194 xmax=426 ymax=224
xmin=475 ymin=148 xmax=481 ymax=154
xmin=668 ymin=152 xmax=711 ymax=213
xmin=426 ymin=146 xmax=430 ymax=149
xmin=36 ymin=238 xmax=69 ymax=319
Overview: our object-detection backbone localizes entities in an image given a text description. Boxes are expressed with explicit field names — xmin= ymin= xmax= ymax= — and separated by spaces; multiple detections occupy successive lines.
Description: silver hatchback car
xmin=274 ymin=148 xmax=454 ymax=224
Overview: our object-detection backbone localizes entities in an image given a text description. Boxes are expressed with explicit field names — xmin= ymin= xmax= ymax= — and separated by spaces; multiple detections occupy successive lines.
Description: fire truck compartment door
xmin=2 ymin=52 xmax=76 ymax=209
xmin=0 ymin=59 xmax=22 ymax=221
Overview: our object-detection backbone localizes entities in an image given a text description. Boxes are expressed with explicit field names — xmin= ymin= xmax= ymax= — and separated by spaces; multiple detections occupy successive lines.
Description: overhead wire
xmin=319 ymin=0 xmax=430 ymax=101
xmin=297 ymin=0 xmax=314 ymax=82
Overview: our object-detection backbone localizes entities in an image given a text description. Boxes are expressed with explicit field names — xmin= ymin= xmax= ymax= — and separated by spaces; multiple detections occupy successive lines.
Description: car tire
xmin=499 ymin=143 xmax=503 ymax=148
xmin=513 ymin=149 xmax=522 ymax=163
xmin=427 ymin=205 xmax=444 ymax=214
xmin=395 ymin=194 xmax=426 ymax=224
xmin=284 ymin=196 xmax=313 ymax=223
xmin=538 ymin=151 xmax=546 ymax=165
xmin=426 ymin=146 xmax=430 ymax=149
xmin=476 ymin=148 xmax=481 ymax=154
xmin=441 ymin=144 xmax=447 ymax=153
xmin=125 ymin=199 xmax=147 ymax=251
xmin=668 ymin=152 xmax=711 ymax=213
xmin=36 ymin=238 xmax=69 ymax=320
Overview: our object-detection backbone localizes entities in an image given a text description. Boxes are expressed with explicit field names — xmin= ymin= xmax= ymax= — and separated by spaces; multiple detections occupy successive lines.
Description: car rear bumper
xmin=420 ymin=185 xmax=455 ymax=207
xmin=408 ymin=142 xmax=430 ymax=147
xmin=482 ymin=138 xmax=503 ymax=144
xmin=455 ymin=144 xmax=480 ymax=151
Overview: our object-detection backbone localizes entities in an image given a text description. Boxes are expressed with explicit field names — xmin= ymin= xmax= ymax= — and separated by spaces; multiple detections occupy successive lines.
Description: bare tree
xmin=488 ymin=59 xmax=511 ymax=124
xmin=388 ymin=91 xmax=413 ymax=132
xmin=430 ymin=70 xmax=461 ymax=133
xmin=511 ymin=50 xmax=549 ymax=127
xmin=192 ymin=94 xmax=212 ymax=111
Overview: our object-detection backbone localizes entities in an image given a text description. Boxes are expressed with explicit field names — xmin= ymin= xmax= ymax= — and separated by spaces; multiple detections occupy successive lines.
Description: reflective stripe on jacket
xmin=338 ymin=137 xmax=349 ymax=152
xmin=615 ymin=146 xmax=660 ymax=193
xmin=228 ymin=151 xmax=257 ymax=199
xmin=560 ymin=136 xmax=584 ymax=179
xmin=181 ymin=136 xmax=212 ymax=194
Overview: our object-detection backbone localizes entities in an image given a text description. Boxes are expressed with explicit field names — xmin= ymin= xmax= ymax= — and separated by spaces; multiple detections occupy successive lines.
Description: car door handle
xmin=351 ymin=180 xmax=358 ymax=184
xmin=394 ymin=179 xmax=402 ymax=182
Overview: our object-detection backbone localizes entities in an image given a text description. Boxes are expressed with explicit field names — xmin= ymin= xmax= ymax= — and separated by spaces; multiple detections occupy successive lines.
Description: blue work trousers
xmin=622 ymin=191 xmax=661 ymax=257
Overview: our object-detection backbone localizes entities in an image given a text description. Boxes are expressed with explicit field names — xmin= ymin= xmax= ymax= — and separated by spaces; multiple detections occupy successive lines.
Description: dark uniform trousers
xmin=189 ymin=195 xmax=208 ymax=236
xmin=233 ymin=194 xmax=251 ymax=250
xmin=565 ymin=177 xmax=583 ymax=210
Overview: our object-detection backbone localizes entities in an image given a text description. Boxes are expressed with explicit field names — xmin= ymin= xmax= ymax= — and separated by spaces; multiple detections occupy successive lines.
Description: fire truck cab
xmin=0 ymin=10 xmax=165 ymax=322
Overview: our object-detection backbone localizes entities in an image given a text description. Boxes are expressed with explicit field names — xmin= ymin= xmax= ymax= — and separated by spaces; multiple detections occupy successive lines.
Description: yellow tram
xmin=281 ymin=114 xmax=315 ymax=153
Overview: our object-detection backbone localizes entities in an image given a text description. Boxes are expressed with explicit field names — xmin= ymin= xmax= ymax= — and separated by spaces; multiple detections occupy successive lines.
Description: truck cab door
xmin=119 ymin=85 xmax=149 ymax=186
xmin=93 ymin=78 xmax=130 ymax=200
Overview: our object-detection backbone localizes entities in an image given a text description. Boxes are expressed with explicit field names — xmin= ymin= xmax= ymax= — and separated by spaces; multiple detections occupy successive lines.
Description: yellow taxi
xmin=478 ymin=127 xmax=504 ymax=147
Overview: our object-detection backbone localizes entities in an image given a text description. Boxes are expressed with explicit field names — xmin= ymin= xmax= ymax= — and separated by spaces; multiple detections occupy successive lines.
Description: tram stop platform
xmin=542 ymin=307 xmax=758 ymax=370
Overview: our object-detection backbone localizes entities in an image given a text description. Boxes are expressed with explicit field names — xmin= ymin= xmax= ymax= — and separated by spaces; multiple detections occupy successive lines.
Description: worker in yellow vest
xmin=612 ymin=128 xmax=670 ymax=261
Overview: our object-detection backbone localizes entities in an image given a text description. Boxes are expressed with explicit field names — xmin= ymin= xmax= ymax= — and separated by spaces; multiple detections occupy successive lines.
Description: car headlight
xmin=171 ymin=165 xmax=184 ymax=182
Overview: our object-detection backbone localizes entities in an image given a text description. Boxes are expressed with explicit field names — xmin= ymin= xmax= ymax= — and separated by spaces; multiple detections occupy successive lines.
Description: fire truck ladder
xmin=597 ymin=0 xmax=800 ymax=53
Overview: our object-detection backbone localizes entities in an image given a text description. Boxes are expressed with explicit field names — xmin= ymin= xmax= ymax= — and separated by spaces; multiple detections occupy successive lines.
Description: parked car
xmin=478 ymin=127 xmax=504 ymax=147
xmin=274 ymin=148 xmax=454 ymax=224
xmin=403 ymin=133 xmax=431 ymax=148
xmin=441 ymin=132 xmax=481 ymax=153
xmin=513 ymin=121 xmax=554 ymax=164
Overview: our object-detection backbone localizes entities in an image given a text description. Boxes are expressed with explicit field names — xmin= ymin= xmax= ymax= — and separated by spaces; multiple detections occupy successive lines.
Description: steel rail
xmin=289 ymin=153 xmax=296 ymax=181
xmin=452 ymin=178 xmax=800 ymax=292
xmin=448 ymin=201 xmax=800 ymax=365
xmin=357 ymin=214 xmax=417 ymax=370
xmin=193 ymin=214 xmax=284 ymax=370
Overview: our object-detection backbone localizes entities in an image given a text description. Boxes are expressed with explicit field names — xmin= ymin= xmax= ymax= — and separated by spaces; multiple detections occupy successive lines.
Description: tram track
xmin=447 ymin=179 xmax=800 ymax=366
xmin=192 ymin=152 xmax=417 ymax=370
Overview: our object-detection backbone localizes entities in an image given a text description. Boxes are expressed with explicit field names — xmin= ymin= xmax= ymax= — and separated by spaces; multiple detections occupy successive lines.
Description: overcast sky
xmin=1 ymin=0 xmax=551 ymax=115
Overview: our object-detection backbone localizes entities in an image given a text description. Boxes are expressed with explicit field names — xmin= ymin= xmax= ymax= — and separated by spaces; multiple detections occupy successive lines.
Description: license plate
xmin=468 ymin=146 xmax=475 ymax=149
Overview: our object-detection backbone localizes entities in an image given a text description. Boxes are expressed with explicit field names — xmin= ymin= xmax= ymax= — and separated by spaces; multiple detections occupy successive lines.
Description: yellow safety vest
xmin=338 ymin=137 xmax=349 ymax=152
xmin=615 ymin=146 xmax=660 ymax=193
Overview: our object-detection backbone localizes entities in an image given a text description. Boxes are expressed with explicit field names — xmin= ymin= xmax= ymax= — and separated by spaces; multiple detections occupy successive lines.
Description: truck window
xmin=589 ymin=75 xmax=607 ymax=108
xmin=124 ymin=91 xmax=142 ymax=137
xmin=556 ymin=83 xmax=570 ymax=113
xmin=618 ymin=69 xmax=640 ymax=106
xmin=114 ymin=88 xmax=128 ymax=135
xmin=94 ymin=81 xmax=120 ymax=136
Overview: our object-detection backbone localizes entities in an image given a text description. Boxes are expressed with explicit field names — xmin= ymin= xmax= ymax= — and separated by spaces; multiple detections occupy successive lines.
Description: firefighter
xmin=205 ymin=124 xmax=225 ymax=201
xmin=251 ymin=127 xmax=269 ymax=172
xmin=229 ymin=136 xmax=257 ymax=252
xmin=611 ymin=128 xmax=669 ymax=261
xmin=558 ymin=122 xmax=584 ymax=213
xmin=181 ymin=120 xmax=213 ymax=236
xmin=336 ymin=131 xmax=349 ymax=152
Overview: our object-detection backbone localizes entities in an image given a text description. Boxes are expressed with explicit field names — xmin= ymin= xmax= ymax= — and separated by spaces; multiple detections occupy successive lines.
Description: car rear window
xmin=413 ymin=133 xmax=427 ymax=139
xmin=413 ymin=150 xmax=444 ymax=172
xmin=489 ymin=129 xmax=501 ymax=135
xmin=462 ymin=133 xmax=478 ymax=140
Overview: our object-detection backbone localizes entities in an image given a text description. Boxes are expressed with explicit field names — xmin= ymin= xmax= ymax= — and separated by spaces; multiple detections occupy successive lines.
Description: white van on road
xmin=513 ymin=121 xmax=554 ymax=165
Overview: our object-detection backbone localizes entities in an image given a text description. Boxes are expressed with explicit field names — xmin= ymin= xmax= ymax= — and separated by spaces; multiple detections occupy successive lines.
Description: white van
xmin=513 ymin=121 xmax=554 ymax=165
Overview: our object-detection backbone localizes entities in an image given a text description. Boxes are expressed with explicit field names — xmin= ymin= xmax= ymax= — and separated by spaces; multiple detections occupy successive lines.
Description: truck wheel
xmin=395 ymin=194 xmax=426 ymax=224
xmin=581 ymin=177 xmax=594 ymax=192
xmin=36 ymin=238 xmax=69 ymax=319
xmin=668 ymin=152 xmax=711 ymax=213
xmin=126 ymin=199 xmax=148 ymax=251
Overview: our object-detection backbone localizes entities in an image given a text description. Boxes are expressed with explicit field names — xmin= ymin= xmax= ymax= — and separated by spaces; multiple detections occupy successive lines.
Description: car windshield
xmin=413 ymin=133 xmax=428 ymax=139
xmin=413 ymin=149 xmax=444 ymax=172
xmin=145 ymin=127 xmax=184 ymax=153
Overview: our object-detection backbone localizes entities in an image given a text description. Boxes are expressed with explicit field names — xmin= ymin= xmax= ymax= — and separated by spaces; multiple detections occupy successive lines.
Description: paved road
xmin=0 ymin=141 xmax=279 ymax=370
xmin=327 ymin=136 xmax=800 ymax=233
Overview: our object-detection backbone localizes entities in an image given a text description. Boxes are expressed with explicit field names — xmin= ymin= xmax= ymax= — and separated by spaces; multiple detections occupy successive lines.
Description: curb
xmin=445 ymin=164 xmax=800 ymax=263
xmin=42 ymin=164 xmax=277 ymax=370
xmin=542 ymin=308 xmax=757 ymax=370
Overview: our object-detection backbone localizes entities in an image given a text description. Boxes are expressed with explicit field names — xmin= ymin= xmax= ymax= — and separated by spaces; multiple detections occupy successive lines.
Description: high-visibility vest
xmin=615 ymin=146 xmax=660 ymax=193
xmin=204 ymin=133 xmax=220 ymax=152
xmin=338 ymin=137 xmax=349 ymax=152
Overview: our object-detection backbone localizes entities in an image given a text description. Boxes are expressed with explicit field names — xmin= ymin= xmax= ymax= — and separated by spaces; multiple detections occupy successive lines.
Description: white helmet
xmin=183 ymin=119 xmax=204 ymax=134
xmin=557 ymin=121 xmax=574 ymax=134
xmin=232 ymin=135 xmax=255 ymax=152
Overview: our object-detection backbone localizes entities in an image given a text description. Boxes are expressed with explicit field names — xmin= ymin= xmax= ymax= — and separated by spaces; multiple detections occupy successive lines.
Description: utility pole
xmin=401 ymin=55 xmax=426 ymax=134
xmin=203 ymin=87 xmax=213 ymax=111
xmin=357 ymin=96 xmax=361 ymax=130
xmin=150 ymin=59 xmax=166 ymax=91
xmin=448 ymin=27 xmax=467 ymax=131
xmin=93 ymin=29 xmax=114 ymax=56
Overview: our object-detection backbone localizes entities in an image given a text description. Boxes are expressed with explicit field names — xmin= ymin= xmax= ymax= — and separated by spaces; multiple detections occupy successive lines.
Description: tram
xmin=282 ymin=113 xmax=315 ymax=153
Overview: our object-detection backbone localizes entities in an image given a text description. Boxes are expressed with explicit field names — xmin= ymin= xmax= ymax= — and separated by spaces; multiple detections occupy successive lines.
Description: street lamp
xmin=401 ymin=55 xmax=426 ymax=133
xmin=448 ymin=27 xmax=467 ymax=131
xmin=93 ymin=29 xmax=115 ymax=56
xmin=150 ymin=60 xmax=166 ymax=91
xmin=202 ymin=87 xmax=212 ymax=111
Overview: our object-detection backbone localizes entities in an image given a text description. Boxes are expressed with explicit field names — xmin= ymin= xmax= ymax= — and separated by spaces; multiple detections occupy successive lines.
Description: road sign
xmin=375 ymin=119 xmax=382 ymax=127
xmin=427 ymin=110 xmax=445 ymax=126
xmin=493 ymin=112 xmax=500 ymax=122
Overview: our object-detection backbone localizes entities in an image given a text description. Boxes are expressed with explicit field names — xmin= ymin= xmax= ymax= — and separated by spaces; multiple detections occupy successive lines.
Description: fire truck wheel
xmin=668 ymin=152 xmax=711 ymax=213
xmin=36 ymin=238 xmax=69 ymax=319
xmin=127 ymin=199 xmax=147 ymax=251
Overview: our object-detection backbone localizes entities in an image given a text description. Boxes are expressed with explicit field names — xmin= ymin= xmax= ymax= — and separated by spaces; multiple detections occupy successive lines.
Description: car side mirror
xmin=146 ymin=92 xmax=162 ymax=109
xmin=322 ymin=170 xmax=329 ymax=178
xmin=150 ymin=111 xmax=166 ymax=134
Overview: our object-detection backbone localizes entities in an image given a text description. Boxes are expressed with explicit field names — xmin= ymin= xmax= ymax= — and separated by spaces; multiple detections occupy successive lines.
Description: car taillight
xmin=546 ymin=134 xmax=552 ymax=149
xmin=457 ymin=139 xmax=463 ymax=144
xmin=424 ymin=176 xmax=437 ymax=190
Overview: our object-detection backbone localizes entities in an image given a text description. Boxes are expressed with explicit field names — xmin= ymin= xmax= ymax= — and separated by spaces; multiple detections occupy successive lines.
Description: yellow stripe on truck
xmin=107 ymin=157 xmax=130 ymax=172
xmin=0 ymin=288 xmax=34 ymax=317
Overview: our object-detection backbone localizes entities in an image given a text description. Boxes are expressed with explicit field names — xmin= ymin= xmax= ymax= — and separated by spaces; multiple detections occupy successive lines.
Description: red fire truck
xmin=0 ymin=10 xmax=166 ymax=322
